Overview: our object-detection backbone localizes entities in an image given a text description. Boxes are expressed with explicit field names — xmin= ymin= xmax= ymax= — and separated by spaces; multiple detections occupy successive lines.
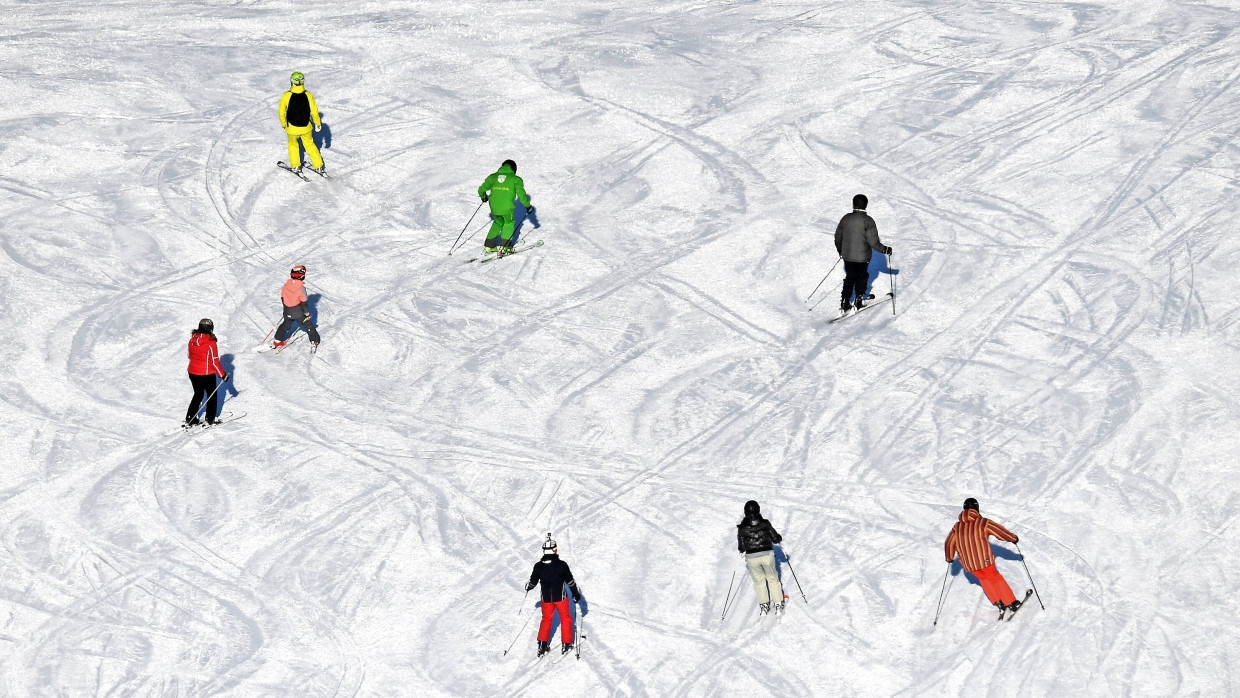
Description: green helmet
xmin=290 ymin=71 xmax=305 ymax=85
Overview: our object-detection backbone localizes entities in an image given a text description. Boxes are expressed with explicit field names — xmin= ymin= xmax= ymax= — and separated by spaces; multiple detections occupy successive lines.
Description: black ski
xmin=829 ymin=292 xmax=893 ymax=323
xmin=1004 ymin=589 xmax=1034 ymax=621
xmin=277 ymin=161 xmax=310 ymax=181
xmin=479 ymin=239 xmax=544 ymax=264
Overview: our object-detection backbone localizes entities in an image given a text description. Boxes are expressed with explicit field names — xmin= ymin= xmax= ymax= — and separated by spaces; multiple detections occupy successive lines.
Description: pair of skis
xmin=169 ymin=411 xmax=245 ymax=436
xmin=277 ymin=161 xmax=328 ymax=182
xmin=463 ymin=239 xmax=544 ymax=264
xmin=829 ymin=292 xmax=894 ymax=323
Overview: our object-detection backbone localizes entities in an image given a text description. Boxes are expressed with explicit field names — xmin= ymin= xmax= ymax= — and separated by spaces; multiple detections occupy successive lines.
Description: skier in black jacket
xmin=834 ymin=193 xmax=892 ymax=314
xmin=526 ymin=534 xmax=583 ymax=656
xmin=737 ymin=500 xmax=785 ymax=613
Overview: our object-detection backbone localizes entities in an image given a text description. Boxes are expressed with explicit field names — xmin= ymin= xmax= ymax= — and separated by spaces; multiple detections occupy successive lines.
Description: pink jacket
xmin=281 ymin=278 xmax=307 ymax=308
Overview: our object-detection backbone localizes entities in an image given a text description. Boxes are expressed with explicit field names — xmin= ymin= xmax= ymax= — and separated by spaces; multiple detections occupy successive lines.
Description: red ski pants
xmin=537 ymin=599 xmax=573 ymax=644
xmin=972 ymin=564 xmax=1017 ymax=605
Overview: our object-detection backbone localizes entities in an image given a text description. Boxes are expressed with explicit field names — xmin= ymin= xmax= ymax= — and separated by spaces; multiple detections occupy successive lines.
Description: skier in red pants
xmin=525 ymin=534 xmax=583 ymax=657
xmin=944 ymin=498 xmax=1025 ymax=614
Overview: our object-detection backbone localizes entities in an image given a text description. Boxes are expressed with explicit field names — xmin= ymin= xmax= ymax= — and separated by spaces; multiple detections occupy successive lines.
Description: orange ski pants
xmin=537 ymin=599 xmax=573 ymax=644
xmin=971 ymin=564 xmax=1017 ymax=605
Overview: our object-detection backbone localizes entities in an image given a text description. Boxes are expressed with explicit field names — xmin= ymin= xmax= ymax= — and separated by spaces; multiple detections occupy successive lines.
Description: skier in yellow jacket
xmin=278 ymin=71 xmax=325 ymax=174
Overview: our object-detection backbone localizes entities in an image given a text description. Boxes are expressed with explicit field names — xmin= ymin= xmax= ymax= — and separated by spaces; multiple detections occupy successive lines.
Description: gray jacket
xmin=834 ymin=210 xmax=888 ymax=263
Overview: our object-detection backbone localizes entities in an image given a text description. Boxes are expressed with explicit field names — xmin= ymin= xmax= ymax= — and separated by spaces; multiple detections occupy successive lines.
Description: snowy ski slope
xmin=1 ymin=0 xmax=1238 ymax=695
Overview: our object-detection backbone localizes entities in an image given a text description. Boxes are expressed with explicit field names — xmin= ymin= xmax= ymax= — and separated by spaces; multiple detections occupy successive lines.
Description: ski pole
xmin=448 ymin=201 xmax=485 ymax=255
xmin=784 ymin=557 xmax=808 ymax=603
xmin=889 ymin=250 xmax=896 ymax=316
xmin=1016 ymin=543 xmax=1045 ymax=610
xmin=501 ymin=590 xmax=532 ymax=656
xmin=720 ymin=571 xmax=736 ymax=621
xmin=805 ymin=257 xmax=842 ymax=304
xmin=932 ymin=562 xmax=951 ymax=626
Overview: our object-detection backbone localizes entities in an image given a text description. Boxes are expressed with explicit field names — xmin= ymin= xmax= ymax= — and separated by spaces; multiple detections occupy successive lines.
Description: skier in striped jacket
xmin=944 ymin=498 xmax=1023 ymax=613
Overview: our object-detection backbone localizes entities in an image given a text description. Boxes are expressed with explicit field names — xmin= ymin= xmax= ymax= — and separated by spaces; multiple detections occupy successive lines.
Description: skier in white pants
xmin=737 ymin=500 xmax=785 ymax=613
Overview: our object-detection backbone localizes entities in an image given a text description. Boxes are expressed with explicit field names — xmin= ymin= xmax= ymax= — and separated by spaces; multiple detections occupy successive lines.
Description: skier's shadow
xmin=218 ymin=353 xmax=239 ymax=405
xmin=953 ymin=544 xmax=1023 ymax=588
xmin=306 ymin=293 xmax=321 ymax=324
xmin=312 ymin=114 xmax=332 ymax=150
xmin=866 ymin=254 xmax=899 ymax=296
xmin=512 ymin=205 xmax=541 ymax=246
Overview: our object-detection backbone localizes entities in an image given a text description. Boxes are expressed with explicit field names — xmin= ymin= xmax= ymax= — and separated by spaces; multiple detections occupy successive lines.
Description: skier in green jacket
xmin=477 ymin=159 xmax=533 ymax=257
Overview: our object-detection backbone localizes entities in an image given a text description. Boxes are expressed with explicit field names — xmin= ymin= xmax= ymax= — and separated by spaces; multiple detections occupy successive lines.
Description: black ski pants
xmin=186 ymin=373 xmax=218 ymax=423
xmin=276 ymin=302 xmax=321 ymax=343
xmin=841 ymin=260 xmax=870 ymax=305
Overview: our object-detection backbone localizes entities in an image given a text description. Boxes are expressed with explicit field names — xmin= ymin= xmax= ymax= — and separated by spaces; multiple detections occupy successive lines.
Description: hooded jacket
xmin=187 ymin=331 xmax=226 ymax=377
xmin=737 ymin=515 xmax=782 ymax=554
xmin=281 ymin=278 xmax=308 ymax=308
xmin=944 ymin=509 xmax=1018 ymax=572
xmin=834 ymin=210 xmax=888 ymax=263
xmin=477 ymin=163 xmax=530 ymax=217
xmin=526 ymin=554 xmax=581 ymax=604
xmin=279 ymin=85 xmax=321 ymax=130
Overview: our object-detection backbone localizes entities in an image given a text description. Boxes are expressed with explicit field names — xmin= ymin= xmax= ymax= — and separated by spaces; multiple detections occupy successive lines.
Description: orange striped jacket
xmin=944 ymin=509 xmax=1018 ymax=572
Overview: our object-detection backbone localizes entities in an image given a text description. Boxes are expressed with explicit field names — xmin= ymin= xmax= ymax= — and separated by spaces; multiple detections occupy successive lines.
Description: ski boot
xmin=775 ymin=601 xmax=786 ymax=614
xmin=759 ymin=602 xmax=771 ymax=615
xmin=537 ymin=641 xmax=551 ymax=657
xmin=271 ymin=340 xmax=286 ymax=351
xmin=485 ymin=246 xmax=497 ymax=254
xmin=184 ymin=417 xmax=201 ymax=427
xmin=854 ymin=298 xmax=866 ymax=311
xmin=561 ymin=642 xmax=574 ymax=655
xmin=497 ymin=246 xmax=514 ymax=258
xmin=840 ymin=300 xmax=852 ymax=315
xmin=310 ymin=164 xmax=326 ymax=176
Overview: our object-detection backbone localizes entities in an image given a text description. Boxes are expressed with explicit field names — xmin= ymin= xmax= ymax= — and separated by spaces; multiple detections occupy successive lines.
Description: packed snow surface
xmin=1 ymin=0 xmax=1238 ymax=695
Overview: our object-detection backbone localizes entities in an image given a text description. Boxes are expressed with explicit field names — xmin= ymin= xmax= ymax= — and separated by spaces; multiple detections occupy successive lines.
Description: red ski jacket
xmin=944 ymin=509 xmax=1018 ymax=572
xmin=187 ymin=332 xmax=226 ymax=377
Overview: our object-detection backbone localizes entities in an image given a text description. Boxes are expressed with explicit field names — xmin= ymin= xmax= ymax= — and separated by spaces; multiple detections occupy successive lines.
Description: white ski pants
xmin=745 ymin=551 xmax=783 ymax=605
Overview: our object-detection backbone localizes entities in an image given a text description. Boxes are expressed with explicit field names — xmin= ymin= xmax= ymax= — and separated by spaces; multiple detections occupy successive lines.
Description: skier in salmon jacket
xmin=526 ymin=534 xmax=583 ymax=656
xmin=279 ymin=71 xmax=325 ymax=175
xmin=270 ymin=265 xmax=320 ymax=350
xmin=186 ymin=318 xmax=228 ymax=426
xmin=944 ymin=498 xmax=1025 ymax=614
xmin=737 ymin=500 xmax=785 ymax=614
xmin=834 ymin=194 xmax=892 ymax=314
xmin=477 ymin=159 xmax=533 ymax=257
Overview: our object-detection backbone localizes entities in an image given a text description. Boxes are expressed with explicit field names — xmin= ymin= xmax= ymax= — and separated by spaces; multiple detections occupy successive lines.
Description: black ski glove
xmin=526 ymin=205 xmax=535 ymax=215
xmin=525 ymin=581 xmax=536 ymax=592
xmin=884 ymin=246 xmax=893 ymax=255
xmin=481 ymin=195 xmax=488 ymax=203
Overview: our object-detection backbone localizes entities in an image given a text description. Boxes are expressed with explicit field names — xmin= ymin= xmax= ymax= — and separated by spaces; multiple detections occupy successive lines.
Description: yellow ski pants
xmin=285 ymin=124 xmax=323 ymax=169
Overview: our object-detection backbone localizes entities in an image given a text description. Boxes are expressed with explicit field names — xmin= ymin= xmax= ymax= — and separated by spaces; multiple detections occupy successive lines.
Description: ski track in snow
xmin=1 ymin=0 xmax=1238 ymax=695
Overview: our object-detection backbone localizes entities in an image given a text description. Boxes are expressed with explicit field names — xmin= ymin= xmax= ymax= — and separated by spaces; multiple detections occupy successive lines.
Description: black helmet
xmin=197 ymin=318 xmax=214 ymax=333
xmin=744 ymin=500 xmax=760 ymax=517
xmin=541 ymin=532 xmax=557 ymax=553
xmin=502 ymin=159 xmax=517 ymax=173
xmin=963 ymin=497 xmax=979 ymax=511
xmin=852 ymin=193 xmax=868 ymax=210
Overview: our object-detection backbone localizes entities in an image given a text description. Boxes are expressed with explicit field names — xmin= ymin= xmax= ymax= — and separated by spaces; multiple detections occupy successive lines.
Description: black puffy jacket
xmin=737 ymin=516 xmax=782 ymax=553
xmin=526 ymin=554 xmax=581 ymax=603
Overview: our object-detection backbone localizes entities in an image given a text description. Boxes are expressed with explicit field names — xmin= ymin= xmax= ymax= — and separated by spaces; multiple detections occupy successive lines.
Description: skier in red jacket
xmin=944 ymin=498 xmax=1024 ymax=613
xmin=186 ymin=318 xmax=228 ymax=425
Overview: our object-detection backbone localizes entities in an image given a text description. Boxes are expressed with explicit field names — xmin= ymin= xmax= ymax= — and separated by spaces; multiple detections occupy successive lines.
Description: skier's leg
xmin=536 ymin=601 xmax=555 ymax=643
xmin=499 ymin=215 xmax=516 ymax=247
xmin=186 ymin=373 xmax=206 ymax=422
xmin=484 ymin=216 xmax=504 ymax=249
xmin=286 ymin=130 xmax=302 ymax=168
xmin=556 ymin=599 xmax=573 ymax=644
xmin=275 ymin=305 xmax=300 ymax=341
xmin=302 ymin=319 xmax=321 ymax=344
xmin=746 ymin=552 xmax=772 ymax=604
xmin=761 ymin=560 xmax=784 ymax=605
xmin=204 ymin=375 xmax=219 ymax=422
xmin=301 ymin=132 xmax=324 ymax=170
xmin=973 ymin=564 xmax=1017 ymax=605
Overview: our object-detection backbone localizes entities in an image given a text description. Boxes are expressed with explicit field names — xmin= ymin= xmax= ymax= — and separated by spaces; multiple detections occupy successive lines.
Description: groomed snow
xmin=1 ymin=0 xmax=1238 ymax=695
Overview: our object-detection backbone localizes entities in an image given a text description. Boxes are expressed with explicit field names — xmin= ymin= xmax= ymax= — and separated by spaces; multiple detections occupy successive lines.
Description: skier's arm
xmin=737 ymin=526 xmax=745 ymax=553
xmin=278 ymin=92 xmax=291 ymax=129
xmin=525 ymin=565 xmax=539 ymax=592
xmin=986 ymin=520 xmax=1019 ymax=544
xmin=515 ymin=178 xmax=531 ymax=209
xmin=766 ymin=521 xmax=782 ymax=545
xmin=944 ymin=528 xmax=958 ymax=563
xmin=208 ymin=341 xmax=226 ymax=378
xmin=834 ymin=220 xmax=844 ymax=257
xmin=563 ymin=565 xmax=582 ymax=601
xmin=477 ymin=175 xmax=494 ymax=201
xmin=865 ymin=217 xmax=892 ymax=255
xmin=306 ymin=91 xmax=322 ymax=129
